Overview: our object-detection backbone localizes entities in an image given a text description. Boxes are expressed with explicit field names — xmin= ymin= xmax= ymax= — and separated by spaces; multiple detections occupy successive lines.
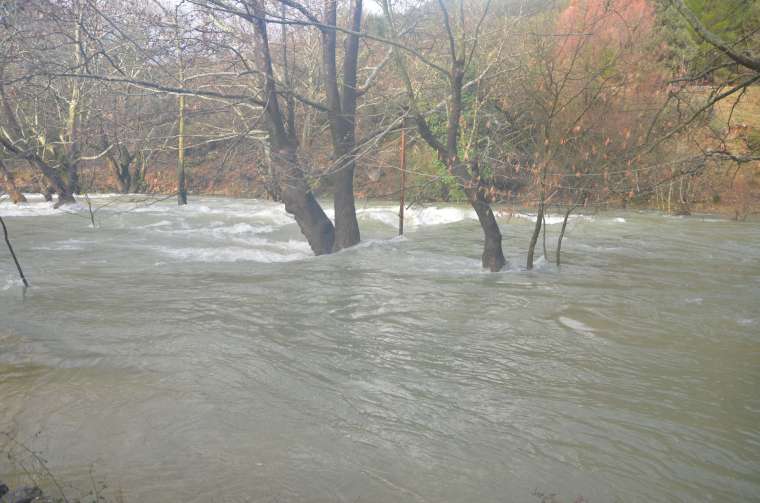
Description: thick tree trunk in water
xmin=109 ymin=158 xmax=132 ymax=194
xmin=0 ymin=161 xmax=27 ymax=203
xmin=332 ymin=149 xmax=360 ymax=251
xmin=468 ymin=189 xmax=506 ymax=272
xmin=54 ymin=187 xmax=76 ymax=208
xmin=54 ymin=162 xmax=78 ymax=208
xmin=527 ymin=200 xmax=544 ymax=270
xmin=250 ymin=0 xmax=336 ymax=256
xmin=42 ymin=186 xmax=54 ymax=202
xmin=30 ymin=159 xmax=75 ymax=206
xmin=273 ymin=148 xmax=335 ymax=255
xmin=324 ymin=0 xmax=362 ymax=252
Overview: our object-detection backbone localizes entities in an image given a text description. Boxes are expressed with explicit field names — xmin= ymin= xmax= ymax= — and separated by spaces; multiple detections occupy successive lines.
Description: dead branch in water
xmin=0 ymin=215 xmax=29 ymax=287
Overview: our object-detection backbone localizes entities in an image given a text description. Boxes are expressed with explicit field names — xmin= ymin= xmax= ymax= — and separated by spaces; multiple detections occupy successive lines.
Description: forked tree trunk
xmin=110 ymin=158 xmax=132 ymax=194
xmin=250 ymin=0 xmax=335 ymax=256
xmin=54 ymin=162 xmax=79 ymax=208
xmin=41 ymin=185 xmax=54 ymax=202
xmin=28 ymin=159 xmax=75 ymax=207
xmin=0 ymin=160 xmax=27 ymax=203
xmin=55 ymin=186 xmax=76 ymax=208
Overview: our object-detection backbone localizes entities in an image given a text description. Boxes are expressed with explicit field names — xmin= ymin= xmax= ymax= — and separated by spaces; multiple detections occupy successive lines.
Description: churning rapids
xmin=1 ymin=194 xmax=759 ymax=502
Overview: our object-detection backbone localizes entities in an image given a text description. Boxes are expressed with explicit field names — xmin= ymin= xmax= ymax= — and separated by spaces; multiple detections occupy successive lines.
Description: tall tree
xmin=381 ymin=0 xmax=507 ymax=271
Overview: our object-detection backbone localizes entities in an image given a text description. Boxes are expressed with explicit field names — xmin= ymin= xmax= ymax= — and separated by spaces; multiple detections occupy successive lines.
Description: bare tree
xmin=380 ymin=0 xmax=507 ymax=271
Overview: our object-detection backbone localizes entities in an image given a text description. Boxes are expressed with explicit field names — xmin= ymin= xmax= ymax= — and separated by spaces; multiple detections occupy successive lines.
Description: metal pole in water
xmin=0 ymin=215 xmax=29 ymax=287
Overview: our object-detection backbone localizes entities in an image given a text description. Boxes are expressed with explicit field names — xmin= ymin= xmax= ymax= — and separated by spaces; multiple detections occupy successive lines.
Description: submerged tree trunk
xmin=0 ymin=216 xmax=29 ymax=287
xmin=0 ymin=160 xmax=27 ymax=203
xmin=324 ymin=0 xmax=362 ymax=252
xmin=54 ymin=162 xmax=79 ymax=208
xmin=556 ymin=202 xmax=579 ymax=267
xmin=41 ymin=185 xmax=54 ymax=202
xmin=177 ymin=92 xmax=187 ymax=205
xmin=469 ymin=188 xmax=506 ymax=272
xmin=273 ymin=147 xmax=335 ymax=255
xmin=28 ymin=159 xmax=75 ymax=207
xmin=176 ymin=11 xmax=187 ymax=206
xmin=542 ymin=212 xmax=547 ymax=262
xmin=331 ymin=148 xmax=360 ymax=251
xmin=527 ymin=197 xmax=544 ymax=270
xmin=109 ymin=156 xmax=132 ymax=194
xmin=250 ymin=0 xmax=335 ymax=256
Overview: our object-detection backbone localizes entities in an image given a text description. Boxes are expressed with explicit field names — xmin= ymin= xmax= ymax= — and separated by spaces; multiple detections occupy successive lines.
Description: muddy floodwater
xmin=1 ymin=194 xmax=759 ymax=502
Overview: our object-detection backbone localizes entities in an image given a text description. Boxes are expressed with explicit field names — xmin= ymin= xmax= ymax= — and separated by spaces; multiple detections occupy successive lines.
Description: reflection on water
xmin=1 ymin=194 xmax=759 ymax=502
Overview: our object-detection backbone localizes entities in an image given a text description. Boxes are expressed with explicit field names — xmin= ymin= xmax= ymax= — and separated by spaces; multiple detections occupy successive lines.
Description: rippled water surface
xmin=1 ymin=194 xmax=759 ymax=502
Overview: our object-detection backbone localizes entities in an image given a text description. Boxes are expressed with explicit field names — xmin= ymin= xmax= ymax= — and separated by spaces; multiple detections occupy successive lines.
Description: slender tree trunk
xmin=556 ymin=203 xmax=578 ymax=267
xmin=176 ymin=14 xmax=187 ymax=206
xmin=177 ymin=92 xmax=187 ymax=205
xmin=527 ymin=196 xmax=544 ymax=270
xmin=0 ymin=160 xmax=27 ymax=203
xmin=0 ymin=216 xmax=29 ymax=287
xmin=399 ymin=124 xmax=406 ymax=235
xmin=667 ymin=180 xmax=673 ymax=214
xmin=542 ymin=212 xmax=547 ymax=262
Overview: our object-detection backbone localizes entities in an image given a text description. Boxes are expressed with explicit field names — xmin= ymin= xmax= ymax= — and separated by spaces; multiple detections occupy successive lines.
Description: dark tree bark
xmin=383 ymin=0 xmax=506 ymax=271
xmin=0 ymin=215 xmax=29 ymax=287
xmin=323 ymin=0 xmax=362 ymax=252
xmin=0 ymin=160 xmax=27 ymax=203
xmin=556 ymin=204 xmax=576 ymax=267
xmin=526 ymin=195 xmax=544 ymax=270
xmin=106 ymin=145 xmax=137 ymax=194
xmin=0 ymin=132 xmax=76 ymax=207
xmin=470 ymin=188 xmax=506 ymax=271
xmin=251 ymin=0 xmax=335 ymax=255
xmin=41 ymin=184 xmax=54 ymax=202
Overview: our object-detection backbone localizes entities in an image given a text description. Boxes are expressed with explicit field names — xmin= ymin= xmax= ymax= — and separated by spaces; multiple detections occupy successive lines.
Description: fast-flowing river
xmin=1 ymin=194 xmax=758 ymax=502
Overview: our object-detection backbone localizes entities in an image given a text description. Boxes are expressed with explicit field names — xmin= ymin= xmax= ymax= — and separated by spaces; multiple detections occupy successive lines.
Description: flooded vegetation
xmin=2 ymin=195 xmax=759 ymax=502
xmin=2 ymin=0 xmax=760 ymax=500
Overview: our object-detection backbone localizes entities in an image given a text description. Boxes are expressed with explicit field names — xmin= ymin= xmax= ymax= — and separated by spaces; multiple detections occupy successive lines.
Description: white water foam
xmin=152 ymin=241 xmax=311 ymax=263
xmin=141 ymin=220 xmax=173 ymax=229
xmin=1 ymin=278 xmax=23 ymax=291
xmin=0 ymin=200 xmax=62 ymax=217
xmin=512 ymin=212 xmax=592 ymax=225
xmin=558 ymin=316 xmax=595 ymax=336
xmin=32 ymin=239 xmax=94 ymax=251
xmin=357 ymin=206 xmax=477 ymax=228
